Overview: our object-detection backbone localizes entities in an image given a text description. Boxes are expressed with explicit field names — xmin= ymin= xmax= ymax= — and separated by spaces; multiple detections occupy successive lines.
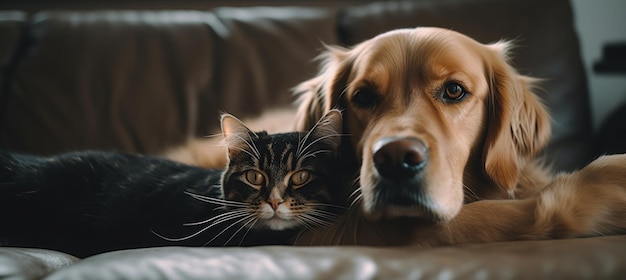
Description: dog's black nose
xmin=372 ymin=137 xmax=428 ymax=180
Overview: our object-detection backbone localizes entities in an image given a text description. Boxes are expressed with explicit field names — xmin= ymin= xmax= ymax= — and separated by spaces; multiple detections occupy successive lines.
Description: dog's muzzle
xmin=370 ymin=136 xmax=436 ymax=220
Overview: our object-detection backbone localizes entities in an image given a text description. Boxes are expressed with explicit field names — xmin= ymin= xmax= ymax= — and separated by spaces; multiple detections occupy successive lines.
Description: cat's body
xmin=0 ymin=151 xmax=235 ymax=257
xmin=0 ymin=110 xmax=343 ymax=257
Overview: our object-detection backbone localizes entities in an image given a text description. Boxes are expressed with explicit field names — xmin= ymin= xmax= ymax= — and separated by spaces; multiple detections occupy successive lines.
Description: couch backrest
xmin=0 ymin=0 xmax=592 ymax=171
xmin=0 ymin=8 xmax=339 ymax=155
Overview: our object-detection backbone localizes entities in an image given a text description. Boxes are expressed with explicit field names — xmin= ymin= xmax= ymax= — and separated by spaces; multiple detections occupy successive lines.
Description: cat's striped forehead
xmin=228 ymin=129 xmax=332 ymax=172
xmin=253 ymin=132 xmax=306 ymax=170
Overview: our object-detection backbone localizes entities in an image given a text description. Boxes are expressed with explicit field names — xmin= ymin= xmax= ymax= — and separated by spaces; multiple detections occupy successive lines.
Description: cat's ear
xmin=220 ymin=113 xmax=257 ymax=158
xmin=307 ymin=109 xmax=343 ymax=151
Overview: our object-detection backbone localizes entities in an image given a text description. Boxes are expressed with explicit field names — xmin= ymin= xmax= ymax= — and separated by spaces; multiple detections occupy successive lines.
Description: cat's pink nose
xmin=269 ymin=198 xmax=284 ymax=210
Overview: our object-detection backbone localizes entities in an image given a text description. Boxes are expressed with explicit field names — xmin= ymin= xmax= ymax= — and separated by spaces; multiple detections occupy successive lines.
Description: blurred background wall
xmin=2 ymin=0 xmax=625 ymax=131
xmin=571 ymin=0 xmax=626 ymax=131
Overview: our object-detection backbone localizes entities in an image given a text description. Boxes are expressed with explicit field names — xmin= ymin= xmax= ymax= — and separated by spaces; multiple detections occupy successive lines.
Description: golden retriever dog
xmin=291 ymin=27 xmax=626 ymax=246
xmin=168 ymin=27 xmax=626 ymax=246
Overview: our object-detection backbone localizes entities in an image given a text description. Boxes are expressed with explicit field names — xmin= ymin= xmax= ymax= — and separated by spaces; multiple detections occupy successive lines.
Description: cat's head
xmin=220 ymin=110 xmax=343 ymax=231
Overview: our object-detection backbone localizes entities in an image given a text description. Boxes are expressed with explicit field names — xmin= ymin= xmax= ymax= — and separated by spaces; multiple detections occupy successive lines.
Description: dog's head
xmin=295 ymin=27 xmax=550 ymax=223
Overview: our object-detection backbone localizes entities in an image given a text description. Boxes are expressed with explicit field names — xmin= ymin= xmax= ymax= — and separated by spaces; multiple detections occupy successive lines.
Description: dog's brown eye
xmin=244 ymin=170 xmax=265 ymax=189
xmin=442 ymin=82 xmax=468 ymax=102
xmin=352 ymin=88 xmax=379 ymax=108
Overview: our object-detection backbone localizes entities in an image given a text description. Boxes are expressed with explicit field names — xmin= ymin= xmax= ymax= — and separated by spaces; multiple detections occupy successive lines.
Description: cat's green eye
xmin=244 ymin=170 xmax=265 ymax=189
xmin=291 ymin=170 xmax=312 ymax=188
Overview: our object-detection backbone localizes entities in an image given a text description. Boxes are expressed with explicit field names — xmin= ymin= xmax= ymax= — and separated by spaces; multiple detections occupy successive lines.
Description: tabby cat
xmin=0 ymin=110 xmax=343 ymax=257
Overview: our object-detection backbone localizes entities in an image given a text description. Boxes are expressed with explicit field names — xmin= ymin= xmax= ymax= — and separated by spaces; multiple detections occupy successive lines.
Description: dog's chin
xmin=361 ymin=177 xmax=458 ymax=223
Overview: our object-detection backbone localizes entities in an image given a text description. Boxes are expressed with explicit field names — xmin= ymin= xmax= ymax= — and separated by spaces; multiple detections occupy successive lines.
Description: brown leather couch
xmin=1 ymin=0 xmax=625 ymax=279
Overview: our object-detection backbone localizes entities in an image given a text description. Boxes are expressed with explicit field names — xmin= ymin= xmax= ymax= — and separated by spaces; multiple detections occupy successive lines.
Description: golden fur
xmin=291 ymin=27 xmax=626 ymax=246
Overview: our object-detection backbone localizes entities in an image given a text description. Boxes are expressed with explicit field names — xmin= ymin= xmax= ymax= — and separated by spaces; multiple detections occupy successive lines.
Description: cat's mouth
xmin=258 ymin=216 xmax=298 ymax=231
xmin=256 ymin=203 xmax=301 ymax=230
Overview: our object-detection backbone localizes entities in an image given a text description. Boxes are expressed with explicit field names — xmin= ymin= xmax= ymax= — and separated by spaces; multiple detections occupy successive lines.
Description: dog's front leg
xmin=529 ymin=155 xmax=626 ymax=239
xmin=295 ymin=206 xmax=416 ymax=246
xmin=409 ymin=199 xmax=537 ymax=247
xmin=411 ymin=155 xmax=626 ymax=246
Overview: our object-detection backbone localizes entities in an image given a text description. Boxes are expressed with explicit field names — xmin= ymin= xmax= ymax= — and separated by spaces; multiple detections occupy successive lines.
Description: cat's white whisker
xmin=298 ymin=149 xmax=334 ymax=162
xmin=207 ymin=211 xmax=252 ymax=227
xmin=153 ymin=210 xmax=253 ymax=242
xmin=200 ymin=133 xmax=225 ymax=139
xmin=224 ymin=216 xmax=258 ymax=246
xmin=293 ymin=216 xmax=317 ymax=232
xmin=296 ymin=131 xmax=310 ymax=157
xmin=348 ymin=186 xmax=362 ymax=201
xmin=307 ymin=209 xmax=339 ymax=220
xmin=297 ymin=134 xmax=344 ymax=158
xmin=223 ymin=145 xmax=258 ymax=160
xmin=204 ymin=214 xmax=256 ymax=246
xmin=247 ymin=136 xmax=261 ymax=160
xmin=299 ymin=214 xmax=333 ymax=228
xmin=347 ymin=179 xmax=363 ymax=207
xmin=349 ymin=193 xmax=363 ymax=208
xmin=306 ymin=214 xmax=338 ymax=227
xmin=212 ymin=206 xmax=228 ymax=212
xmin=150 ymin=226 xmax=210 ymax=242
xmin=183 ymin=209 xmax=249 ymax=226
xmin=185 ymin=191 xmax=249 ymax=207
xmin=151 ymin=230 xmax=185 ymax=242
xmin=294 ymin=215 xmax=319 ymax=229
xmin=232 ymin=134 xmax=260 ymax=160
xmin=237 ymin=218 xmax=259 ymax=246
xmin=349 ymin=196 xmax=363 ymax=208
xmin=348 ymin=192 xmax=360 ymax=202
xmin=463 ymin=183 xmax=481 ymax=201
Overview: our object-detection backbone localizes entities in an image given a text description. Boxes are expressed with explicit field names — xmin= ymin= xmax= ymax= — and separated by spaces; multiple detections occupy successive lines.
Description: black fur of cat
xmin=0 ymin=110 xmax=343 ymax=257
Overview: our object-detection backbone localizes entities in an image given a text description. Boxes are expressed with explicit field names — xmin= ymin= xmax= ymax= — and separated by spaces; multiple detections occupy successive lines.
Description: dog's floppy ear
xmin=295 ymin=45 xmax=353 ymax=131
xmin=483 ymin=41 xmax=551 ymax=194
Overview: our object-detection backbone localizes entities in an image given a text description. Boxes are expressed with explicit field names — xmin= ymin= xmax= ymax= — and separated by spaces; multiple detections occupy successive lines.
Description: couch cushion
xmin=338 ymin=0 xmax=592 ymax=171
xmin=0 ymin=247 xmax=79 ymax=279
xmin=46 ymin=235 xmax=626 ymax=280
